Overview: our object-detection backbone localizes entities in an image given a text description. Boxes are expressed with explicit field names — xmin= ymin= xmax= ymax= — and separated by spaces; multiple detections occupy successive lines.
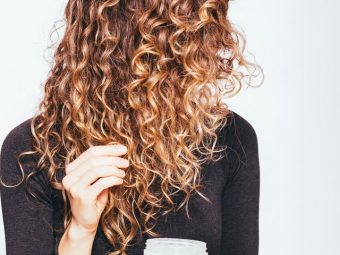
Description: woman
xmin=0 ymin=0 xmax=263 ymax=254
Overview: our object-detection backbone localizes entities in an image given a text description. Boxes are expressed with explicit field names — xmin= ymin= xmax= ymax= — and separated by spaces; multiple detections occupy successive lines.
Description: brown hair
xmin=1 ymin=0 xmax=263 ymax=254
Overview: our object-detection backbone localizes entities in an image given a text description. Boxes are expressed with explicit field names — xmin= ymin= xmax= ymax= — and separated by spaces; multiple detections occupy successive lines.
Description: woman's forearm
xmin=58 ymin=220 xmax=97 ymax=255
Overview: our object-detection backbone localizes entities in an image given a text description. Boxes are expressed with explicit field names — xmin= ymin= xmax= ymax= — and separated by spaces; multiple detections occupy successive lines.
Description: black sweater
xmin=0 ymin=110 xmax=260 ymax=255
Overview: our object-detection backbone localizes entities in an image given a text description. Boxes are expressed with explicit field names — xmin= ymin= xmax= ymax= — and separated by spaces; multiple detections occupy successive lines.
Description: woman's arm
xmin=57 ymin=219 xmax=96 ymax=255
xmin=0 ymin=120 xmax=57 ymax=255
xmin=220 ymin=112 xmax=260 ymax=255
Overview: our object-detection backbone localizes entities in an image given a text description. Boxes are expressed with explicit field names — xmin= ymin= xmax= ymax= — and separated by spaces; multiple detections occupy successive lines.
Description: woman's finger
xmin=86 ymin=176 xmax=124 ymax=200
xmin=62 ymin=155 xmax=129 ymax=188
xmin=70 ymin=165 xmax=126 ymax=194
xmin=66 ymin=144 xmax=128 ymax=174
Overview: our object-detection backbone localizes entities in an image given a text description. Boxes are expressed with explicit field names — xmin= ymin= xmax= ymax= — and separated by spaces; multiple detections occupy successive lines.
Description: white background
xmin=0 ymin=0 xmax=339 ymax=254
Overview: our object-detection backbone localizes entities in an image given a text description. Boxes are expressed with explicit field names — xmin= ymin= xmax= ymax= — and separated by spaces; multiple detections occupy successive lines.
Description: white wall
xmin=0 ymin=1 xmax=339 ymax=254
xmin=228 ymin=1 xmax=340 ymax=254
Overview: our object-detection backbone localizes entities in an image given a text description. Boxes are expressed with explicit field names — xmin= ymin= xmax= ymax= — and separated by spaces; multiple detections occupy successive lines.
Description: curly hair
xmin=1 ymin=0 xmax=263 ymax=254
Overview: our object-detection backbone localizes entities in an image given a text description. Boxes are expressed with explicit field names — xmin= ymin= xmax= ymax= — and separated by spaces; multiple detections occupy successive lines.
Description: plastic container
xmin=144 ymin=238 xmax=208 ymax=255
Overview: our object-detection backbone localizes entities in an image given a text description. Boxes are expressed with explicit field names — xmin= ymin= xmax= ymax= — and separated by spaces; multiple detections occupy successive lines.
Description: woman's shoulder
xmin=0 ymin=117 xmax=38 ymax=186
xmin=219 ymin=109 xmax=258 ymax=147
xmin=1 ymin=117 xmax=34 ymax=155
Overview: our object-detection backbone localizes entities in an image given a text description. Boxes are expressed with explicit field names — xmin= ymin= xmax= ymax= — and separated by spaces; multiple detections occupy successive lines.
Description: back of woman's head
xmin=24 ymin=0 xmax=262 ymax=254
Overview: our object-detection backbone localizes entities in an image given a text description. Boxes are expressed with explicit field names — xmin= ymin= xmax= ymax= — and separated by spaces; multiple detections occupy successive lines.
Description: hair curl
xmin=1 ymin=0 xmax=263 ymax=254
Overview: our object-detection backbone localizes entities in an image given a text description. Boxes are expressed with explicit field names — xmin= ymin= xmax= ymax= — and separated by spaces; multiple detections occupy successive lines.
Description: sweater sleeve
xmin=0 ymin=119 xmax=57 ymax=255
xmin=220 ymin=112 xmax=260 ymax=255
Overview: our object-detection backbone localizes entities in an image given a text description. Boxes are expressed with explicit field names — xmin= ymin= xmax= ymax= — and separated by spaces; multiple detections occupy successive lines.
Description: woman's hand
xmin=61 ymin=144 xmax=129 ymax=235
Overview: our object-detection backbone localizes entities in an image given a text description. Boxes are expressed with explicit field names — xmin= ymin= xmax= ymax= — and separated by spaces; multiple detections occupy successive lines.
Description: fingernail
xmin=122 ymin=159 xmax=129 ymax=167
xmin=116 ymin=144 xmax=127 ymax=152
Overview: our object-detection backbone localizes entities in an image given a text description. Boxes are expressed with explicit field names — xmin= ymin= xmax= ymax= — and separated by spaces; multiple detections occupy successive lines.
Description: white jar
xmin=144 ymin=238 xmax=208 ymax=255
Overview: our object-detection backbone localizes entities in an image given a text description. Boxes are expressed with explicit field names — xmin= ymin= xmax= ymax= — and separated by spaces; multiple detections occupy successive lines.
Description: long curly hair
xmin=1 ymin=0 xmax=263 ymax=254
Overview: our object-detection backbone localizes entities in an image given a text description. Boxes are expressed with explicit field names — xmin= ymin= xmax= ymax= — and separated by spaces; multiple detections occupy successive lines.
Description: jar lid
xmin=144 ymin=238 xmax=208 ymax=255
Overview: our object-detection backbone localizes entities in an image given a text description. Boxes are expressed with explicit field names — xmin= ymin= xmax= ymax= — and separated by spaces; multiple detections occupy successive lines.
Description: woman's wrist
xmin=58 ymin=220 xmax=97 ymax=255
xmin=67 ymin=220 xmax=97 ymax=241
